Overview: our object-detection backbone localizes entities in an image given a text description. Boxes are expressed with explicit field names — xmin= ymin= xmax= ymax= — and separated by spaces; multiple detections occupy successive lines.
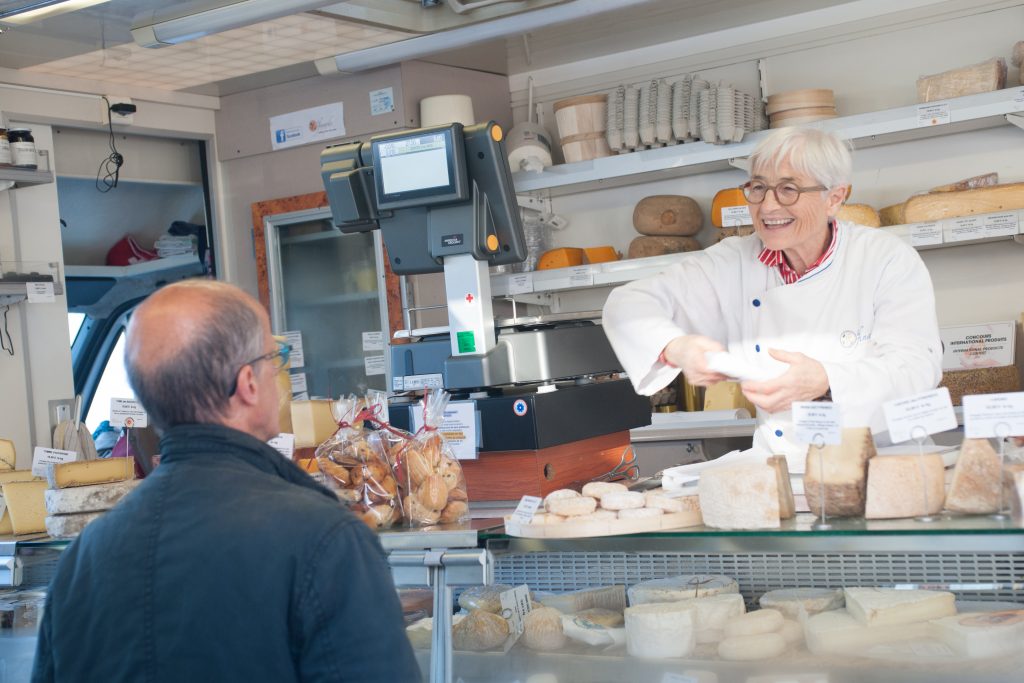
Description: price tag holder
xmin=916 ymin=102 xmax=950 ymax=127
xmin=511 ymin=495 xmax=542 ymax=525
xmin=267 ymin=433 xmax=296 ymax=459
xmin=792 ymin=401 xmax=842 ymax=445
xmin=882 ymin=387 xmax=957 ymax=443
xmin=110 ymin=398 xmax=148 ymax=428
xmin=498 ymin=584 xmax=532 ymax=635
xmin=507 ymin=273 xmax=533 ymax=295
xmin=284 ymin=331 xmax=305 ymax=368
xmin=568 ymin=266 xmax=594 ymax=287
xmin=909 ymin=222 xmax=942 ymax=248
xmin=962 ymin=392 xmax=1024 ymax=439
xmin=32 ymin=447 xmax=77 ymax=477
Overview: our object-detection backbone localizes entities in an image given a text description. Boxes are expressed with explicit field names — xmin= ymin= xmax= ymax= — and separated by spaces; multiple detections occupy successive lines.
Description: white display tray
xmin=504 ymin=508 xmax=702 ymax=539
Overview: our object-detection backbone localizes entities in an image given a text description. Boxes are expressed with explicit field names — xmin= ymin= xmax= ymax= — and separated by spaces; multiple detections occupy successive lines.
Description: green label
xmin=456 ymin=331 xmax=476 ymax=353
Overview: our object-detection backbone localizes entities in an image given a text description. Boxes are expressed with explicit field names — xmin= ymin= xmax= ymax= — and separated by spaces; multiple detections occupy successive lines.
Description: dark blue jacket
xmin=32 ymin=424 xmax=420 ymax=683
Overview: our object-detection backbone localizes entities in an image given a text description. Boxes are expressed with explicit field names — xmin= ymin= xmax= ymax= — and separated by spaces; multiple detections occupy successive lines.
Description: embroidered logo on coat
xmin=839 ymin=330 xmax=858 ymax=348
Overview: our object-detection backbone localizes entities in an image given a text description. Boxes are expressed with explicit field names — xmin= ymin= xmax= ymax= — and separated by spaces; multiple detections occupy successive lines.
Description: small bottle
xmin=0 ymin=129 xmax=11 ymax=166
xmin=7 ymin=128 xmax=37 ymax=169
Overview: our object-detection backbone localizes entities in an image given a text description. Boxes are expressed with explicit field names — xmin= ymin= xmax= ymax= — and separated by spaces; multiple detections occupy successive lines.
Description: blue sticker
xmin=513 ymin=399 xmax=528 ymax=417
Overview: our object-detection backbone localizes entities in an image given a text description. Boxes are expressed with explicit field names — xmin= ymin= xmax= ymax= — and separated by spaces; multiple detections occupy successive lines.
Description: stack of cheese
xmin=628 ymin=195 xmax=703 ymax=259
xmin=532 ymin=481 xmax=699 ymax=526
xmin=43 ymin=458 xmax=138 ymax=539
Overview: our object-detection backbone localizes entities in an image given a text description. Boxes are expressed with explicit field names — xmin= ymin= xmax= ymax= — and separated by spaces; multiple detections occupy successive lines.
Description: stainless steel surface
xmin=630 ymin=417 xmax=758 ymax=441
xmin=378 ymin=520 xmax=497 ymax=552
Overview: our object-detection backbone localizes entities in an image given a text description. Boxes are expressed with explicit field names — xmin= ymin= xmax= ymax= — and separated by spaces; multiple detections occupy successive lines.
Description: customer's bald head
xmin=126 ymin=280 xmax=269 ymax=432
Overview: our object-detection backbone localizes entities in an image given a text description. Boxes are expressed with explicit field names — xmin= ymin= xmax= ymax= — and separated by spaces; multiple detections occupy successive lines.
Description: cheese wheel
xmin=3 ymin=480 xmax=47 ymax=535
xmin=929 ymin=610 xmax=1024 ymax=659
xmin=530 ymin=513 xmax=566 ymax=525
xmin=628 ymin=575 xmax=738 ymax=605
xmin=0 ymin=439 xmax=15 ymax=471
xmin=806 ymin=609 xmax=931 ymax=656
xmin=543 ymin=489 xmax=579 ymax=511
xmin=537 ymin=247 xmax=584 ymax=270
xmin=581 ymin=481 xmax=627 ymax=498
xmin=864 ymin=454 xmax=945 ymax=519
xmin=836 ymin=203 xmax=881 ymax=227
xmin=458 ymin=585 xmax=513 ymax=614
xmin=723 ymin=609 xmax=784 ymax=638
xmin=699 ymin=464 xmax=780 ymax=530
xmin=575 ymin=607 xmax=624 ymax=628
xmin=879 ymin=202 xmax=907 ymax=226
xmin=644 ymin=490 xmax=687 ymax=513
xmin=624 ymin=602 xmax=696 ymax=659
xmin=522 ymin=606 xmax=566 ymax=651
xmin=627 ymin=235 xmax=701 ymax=259
xmin=547 ymin=496 xmax=597 ymax=517
xmin=617 ymin=507 xmax=663 ymax=519
xmin=670 ymin=593 xmax=746 ymax=644
xmin=717 ymin=632 xmax=786 ymax=660
xmin=632 ymin=195 xmax=703 ymax=236
xmin=759 ymin=588 xmax=845 ymax=619
xmin=452 ymin=609 xmax=509 ymax=651
xmin=599 ymin=491 xmax=645 ymax=511
xmin=804 ymin=426 xmax=875 ymax=518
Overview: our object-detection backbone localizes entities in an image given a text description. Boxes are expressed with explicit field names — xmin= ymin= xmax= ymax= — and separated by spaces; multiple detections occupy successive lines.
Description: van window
xmin=85 ymin=330 xmax=136 ymax=432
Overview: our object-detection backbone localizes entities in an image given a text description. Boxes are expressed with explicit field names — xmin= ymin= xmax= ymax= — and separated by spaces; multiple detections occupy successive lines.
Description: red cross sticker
xmin=465 ymin=293 xmax=474 ymax=303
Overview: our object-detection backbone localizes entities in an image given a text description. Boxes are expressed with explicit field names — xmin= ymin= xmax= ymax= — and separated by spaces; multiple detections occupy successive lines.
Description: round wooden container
xmin=765 ymin=88 xmax=835 ymax=115
xmin=769 ymin=110 xmax=838 ymax=128
xmin=560 ymin=131 xmax=612 ymax=163
xmin=553 ymin=94 xmax=608 ymax=139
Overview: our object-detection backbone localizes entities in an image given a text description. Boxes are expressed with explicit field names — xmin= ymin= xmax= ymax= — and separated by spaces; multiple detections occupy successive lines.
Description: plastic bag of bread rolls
xmin=394 ymin=389 xmax=470 ymax=526
xmin=314 ymin=395 xmax=403 ymax=529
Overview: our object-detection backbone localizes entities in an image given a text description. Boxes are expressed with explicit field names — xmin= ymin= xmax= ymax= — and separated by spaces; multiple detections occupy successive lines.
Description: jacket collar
xmin=159 ymin=423 xmax=337 ymax=501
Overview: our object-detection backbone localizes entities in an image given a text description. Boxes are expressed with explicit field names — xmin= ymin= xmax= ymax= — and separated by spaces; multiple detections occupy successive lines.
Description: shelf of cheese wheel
xmin=42 ymin=458 xmax=138 ymax=539
xmin=504 ymin=481 xmax=703 ymax=538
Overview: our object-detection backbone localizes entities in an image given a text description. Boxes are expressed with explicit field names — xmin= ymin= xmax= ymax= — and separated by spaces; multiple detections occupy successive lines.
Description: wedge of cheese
xmin=44 ymin=512 xmax=103 ymax=540
xmin=44 ymin=479 xmax=140 ymax=515
xmin=699 ymin=464 xmax=780 ymax=530
xmin=1 ymin=480 xmax=48 ymax=535
xmin=844 ymin=587 xmax=955 ymax=627
xmin=929 ymin=610 xmax=1024 ymax=659
xmin=290 ymin=400 xmax=338 ymax=449
xmin=0 ymin=471 xmax=38 ymax=536
xmin=804 ymin=427 xmax=875 ymax=518
xmin=45 ymin=458 xmax=135 ymax=489
xmin=0 ymin=439 xmax=15 ymax=471
xmin=945 ymin=438 xmax=1001 ymax=514
xmin=864 ymin=454 xmax=945 ymax=519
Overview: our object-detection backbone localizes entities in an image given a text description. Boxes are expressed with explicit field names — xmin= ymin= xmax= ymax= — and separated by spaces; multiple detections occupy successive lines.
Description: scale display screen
xmin=372 ymin=126 xmax=467 ymax=210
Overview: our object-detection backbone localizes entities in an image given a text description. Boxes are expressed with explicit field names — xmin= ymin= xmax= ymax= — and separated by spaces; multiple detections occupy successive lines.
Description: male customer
xmin=33 ymin=280 xmax=420 ymax=682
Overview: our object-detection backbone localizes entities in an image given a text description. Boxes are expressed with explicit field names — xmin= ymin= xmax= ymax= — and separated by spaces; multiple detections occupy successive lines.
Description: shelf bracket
xmin=727 ymin=157 xmax=750 ymax=172
xmin=1006 ymin=112 xmax=1024 ymax=131
xmin=516 ymin=193 xmax=551 ymax=214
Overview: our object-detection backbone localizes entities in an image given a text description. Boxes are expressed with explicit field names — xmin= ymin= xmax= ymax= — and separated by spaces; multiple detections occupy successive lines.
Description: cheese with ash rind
xmin=759 ymin=588 xmax=845 ymax=620
xmin=44 ymin=479 xmax=140 ymax=515
xmin=805 ymin=609 xmax=930 ymax=656
xmin=628 ymin=575 xmax=738 ymax=605
xmin=723 ymin=609 xmax=784 ymax=638
xmin=44 ymin=511 xmax=103 ymax=539
xmin=864 ymin=454 xmax=945 ymax=519
xmin=929 ymin=610 xmax=1024 ymax=659
xmin=624 ymin=602 xmax=696 ymax=659
xmin=945 ymin=438 xmax=1002 ymax=514
xmin=670 ymin=593 xmax=746 ymax=644
xmin=844 ymin=587 xmax=955 ymax=626
xmin=717 ymin=632 xmax=786 ymax=660
xmin=699 ymin=464 xmax=779 ymax=529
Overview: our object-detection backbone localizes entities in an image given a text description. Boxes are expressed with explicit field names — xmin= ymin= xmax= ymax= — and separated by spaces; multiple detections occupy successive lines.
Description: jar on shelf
xmin=8 ymin=128 xmax=37 ymax=169
xmin=0 ymin=129 xmax=11 ymax=166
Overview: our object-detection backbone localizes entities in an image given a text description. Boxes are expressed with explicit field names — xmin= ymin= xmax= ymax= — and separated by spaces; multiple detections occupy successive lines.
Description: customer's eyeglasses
xmin=229 ymin=341 xmax=292 ymax=397
xmin=741 ymin=180 xmax=827 ymax=206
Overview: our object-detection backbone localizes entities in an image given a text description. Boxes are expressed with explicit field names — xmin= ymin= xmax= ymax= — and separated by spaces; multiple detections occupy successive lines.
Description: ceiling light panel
xmin=22 ymin=13 xmax=411 ymax=90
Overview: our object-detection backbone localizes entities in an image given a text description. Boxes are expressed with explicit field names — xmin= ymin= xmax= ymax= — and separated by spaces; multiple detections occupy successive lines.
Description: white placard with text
xmin=283 ymin=331 xmax=304 ymax=369
xmin=916 ymin=102 xmax=950 ymax=127
xmin=110 ymin=398 xmax=148 ymax=428
xmin=410 ymin=400 xmax=479 ymax=460
xmin=511 ymin=495 xmax=542 ymax=525
xmin=364 ymin=354 xmax=386 ymax=376
xmin=26 ymin=282 xmax=55 ymax=303
xmin=507 ymin=273 xmax=533 ymax=296
xmin=498 ymin=584 xmax=533 ymax=635
xmin=32 ymin=447 xmax=77 ymax=477
xmin=792 ymin=401 xmax=842 ymax=446
xmin=963 ymin=392 xmax=1024 ymax=439
xmin=883 ymin=387 xmax=957 ymax=443
xmin=268 ymin=433 xmax=295 ymax=459
xmin=361 ymin=331 xmax=384 ymax=352
xmin=289 ymin=373 xmax=307 ymax=395
xmin=909 ymin=222 xmax=942 ymax=247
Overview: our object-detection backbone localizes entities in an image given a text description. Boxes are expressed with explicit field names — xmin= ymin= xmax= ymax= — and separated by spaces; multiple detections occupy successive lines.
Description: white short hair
xmin=749 ymin=127 xmax=852 ymax=189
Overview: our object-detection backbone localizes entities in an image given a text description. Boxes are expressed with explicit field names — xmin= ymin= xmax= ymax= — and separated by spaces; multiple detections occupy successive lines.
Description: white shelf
xmin=56 ymin=174 xmax=201 ymax=187
xmin=2 ymin=166 xmax=54 ymax=188
xmin=64 ymin=254 xmax=201 ymax=278
xmin=513 ymin=87 xmax=1024 ymax=197
xmin=881 ymin=208 xmax=1024 ymax=251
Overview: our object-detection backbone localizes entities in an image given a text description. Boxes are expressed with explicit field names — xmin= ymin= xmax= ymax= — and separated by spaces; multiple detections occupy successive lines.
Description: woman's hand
xmin=741 ymin=349 xmax=829 ymax=414
xmin=661 ymin=335 xmax=729 ymax=386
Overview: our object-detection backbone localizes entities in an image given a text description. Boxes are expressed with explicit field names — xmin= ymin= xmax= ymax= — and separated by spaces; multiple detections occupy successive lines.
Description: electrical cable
xmin=1 ymin=305 xmax=13 ymax=356
xmin=96 ymin=95 xmax=124 ymax=193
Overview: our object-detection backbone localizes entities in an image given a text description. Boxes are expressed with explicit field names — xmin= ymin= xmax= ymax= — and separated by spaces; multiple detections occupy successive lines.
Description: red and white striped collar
xmin=758 ymin=220 xmax=839 ymax=285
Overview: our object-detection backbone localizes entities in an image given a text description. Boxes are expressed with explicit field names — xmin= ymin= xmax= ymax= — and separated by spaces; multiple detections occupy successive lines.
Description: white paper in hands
xmin=705 ymin=351 xmax=786 ymax=382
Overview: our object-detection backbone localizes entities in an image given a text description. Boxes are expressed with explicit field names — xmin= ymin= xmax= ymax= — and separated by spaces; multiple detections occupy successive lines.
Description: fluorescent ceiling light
xmin=132 ymin=0 xmax=334 ymax=48
xmin=317 ymin=0 xmax=656 ymax=74
xmin=0 ymin=0 xmax=110 ymax=25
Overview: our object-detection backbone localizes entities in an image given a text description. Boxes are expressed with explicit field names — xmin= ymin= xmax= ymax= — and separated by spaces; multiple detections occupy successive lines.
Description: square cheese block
xmin=803 ymin=427 xmax=875 ymax=517
xmin=44 ymin=511 xmax=103 ymax=540
xmin=805 ymin=609 xmax=930 ymax=656
xmin=864 ymin=454 xmax=945 ymax=519
xmin=624 ymin=602 xmax=696 ymax=659
xmin=44 ymin=479 xmax=141 ymax=515
xmin=1 ymin=480 xmax=48 ymax=535
xmin=0 ymin=439 xmax=15 ymax=471
xmin=699 ymin=463 xmax=780 ymax=529
xmin=703 ymin=381 xmax=756 ymax=416
xmin=844 ymin=587 xmax=955 ymax=627
xmin=945 ymin=438 xmax=1002 ymax=514
xmin=290 ymin=400 xmax=338 ymax=449
xmin=929 ymin=610 xmax=1024 ymax=659
xmin=45 ymin=458 xmax=135 ymax=489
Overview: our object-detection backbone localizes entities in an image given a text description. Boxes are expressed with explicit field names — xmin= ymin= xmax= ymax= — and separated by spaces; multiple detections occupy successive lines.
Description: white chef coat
xmin=602 ymin=222 xmax=943 ymax=472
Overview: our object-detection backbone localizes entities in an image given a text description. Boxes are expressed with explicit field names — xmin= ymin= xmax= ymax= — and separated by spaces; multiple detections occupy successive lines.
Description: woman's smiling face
xmin=748 ymin=157 xmax=846 ymax=254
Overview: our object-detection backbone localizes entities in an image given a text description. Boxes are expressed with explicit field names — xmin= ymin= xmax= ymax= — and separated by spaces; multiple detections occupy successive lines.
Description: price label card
xmin=26 ymin=282 xmax=55 ymax=303
xmin=511 ymin=495 xmax=542 ymax=525
xmin=283 ymin=331 xmax=304 ymax=369
xmin=369 ymin=87 xmax=395 ymax=115
xmin=364 ymin=354 xmax=386 ymax=376
xmin=883 ymin=387 xmax=957 ymax=443
xmin=507 ymin=273 xmax=533 ymax=295
xmin=916 ymin=102 xmax=950 ymax=127
xmin=1014 ymin=87 xmax=1024 ymax=111
xmin=962 ymin=392 xmax=1024 ymax=439
xmin=32 ymin=447 xmax=77 ymax=477
xmin=909 ymin=222 xmax=942 ymax=247
xmin=411 ymin=401 xmax=479 ymax=460
xmin=983 ymin=212 xmax=1018 ymax=238
xmin=721 ymin=204 xmax=752 ymax=227
xmin=568 ymin=266 xmax=594 ymax=287
xmin=498 ymin=584 xmax=533 ymax=635
xmin=110 ymin=398 xmax=148 ymax=428
xmin=944 ymin=215 xmax=984 ymax=242
xmin=792 ymin=401 xmax=842 ymax=445
xmin=362 ymin=331 xmax=384 ymax=352
xmin=292 ymin=391 xmax=309 ymax=401
xmin=267 ymin=433 xmax=295 ymax=458
xmin=289 ymin=372 xmax=307 ymax=395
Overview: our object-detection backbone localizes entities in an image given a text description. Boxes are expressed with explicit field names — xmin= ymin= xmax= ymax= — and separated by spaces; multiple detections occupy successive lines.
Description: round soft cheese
xmin=628 ymin=575 xmax=739 ymax=605
xmin=543 ymin=489 xmax=580 ymax=511
xmin=723 ymin=609 xmax=784 ymax=638
xmin=523 ymin=606 xmax=567 ymax=651
xmin=759 ymin=587 xmax=845 ymax=619
xmin=624 ymin=602 xmax=696 ymax=659
xmin=618 ymin=507 xmax=664 ymax=519
xmin=718 ymin=632 xmax=786 ymax=660
xmin=600 ymin=490 xmax=646 ymax=511
xmin=547 ymin=496 xmax=598 ymax=517
xmin=581 ymin=481 xmax=628 ymax=498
